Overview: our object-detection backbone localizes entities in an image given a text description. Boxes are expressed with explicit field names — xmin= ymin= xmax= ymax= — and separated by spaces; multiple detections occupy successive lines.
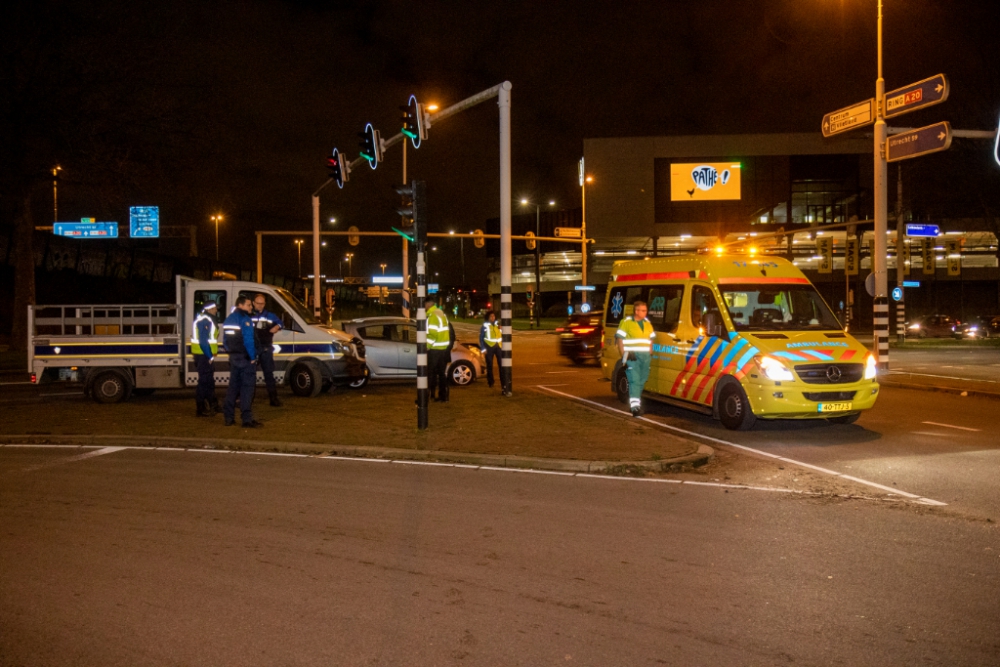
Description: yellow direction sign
xmin=845 ymin=237 xmax=859 ymax=276
xmin=473 ymin=229 xmax=485 ymax=249
xmin=945 ymin=239 xmax=961 ymax=276
xmin=817 ymin=238 xmax=833 ymax=274
xmin=554 ymin=227 xmax=582 ymax=239
xmin=348 ymin=225 xmax=360 ymax=246
xmin=821 ymin=99 xmax=875 ymax=138
xmin=524 ymin=230 xmax=536 ymax=250
xmin=921 ymin=239 xmax=936 ymax=275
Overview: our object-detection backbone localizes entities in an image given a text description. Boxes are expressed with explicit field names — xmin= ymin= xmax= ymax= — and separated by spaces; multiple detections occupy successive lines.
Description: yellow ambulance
xmin=600 ymin=253 xmax=879 ymax=429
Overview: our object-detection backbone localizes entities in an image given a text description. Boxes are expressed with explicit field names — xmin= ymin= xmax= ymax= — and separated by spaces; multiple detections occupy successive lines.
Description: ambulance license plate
xmin=818 ymin=402 xmax=852 ymax=413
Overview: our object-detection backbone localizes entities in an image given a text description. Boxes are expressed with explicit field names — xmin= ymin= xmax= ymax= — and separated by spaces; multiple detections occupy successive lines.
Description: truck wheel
xmin=288 ymin=361 xmax=323 ymax=398
xmin=92 ymin=371 xmax=132 ymax=404
xmin=828 ymin=412 xmax=861 ymax=425
xmin=613 ymin=363 xmax=630 ymax=404
xmin=348 ymin=365 xmax=370 ymax=390
xmin=449 ymin=361 xmax=475 ymax=386
xmin=717 ymin=382 xmax=756 ymax=431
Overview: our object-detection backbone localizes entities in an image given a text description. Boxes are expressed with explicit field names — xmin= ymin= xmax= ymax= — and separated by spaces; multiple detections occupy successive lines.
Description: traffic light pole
xmin=402 ymin=141 xmax=410 ymax=319
xmin=412 ymin=181 xmax=429 ymax=430
xmin=498 ymin=82 xmax=513 ymax=396
xmin=311 ymin=178 xmax=335 ymax=318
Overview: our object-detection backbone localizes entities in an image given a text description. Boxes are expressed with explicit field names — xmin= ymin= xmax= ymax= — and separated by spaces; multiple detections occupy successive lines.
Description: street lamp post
xmin=519 ymin=199 xmax=555 ymax=328
xmin=52 ymin=165 xmax=61 ymax=224
xmin=581 ymin=175 xmax=593 ymax=306
xmin=211 ymin=214 xmax=224 ymax=261
xmin=294 ymin=239 xmax=304 ymax=277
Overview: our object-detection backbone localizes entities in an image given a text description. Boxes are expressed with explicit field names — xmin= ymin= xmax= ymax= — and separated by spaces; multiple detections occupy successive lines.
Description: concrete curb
xmin=0 ymin=434 xmax=713 ymax=474
xmin=879 ymin=380 xmax=1000 ymax=401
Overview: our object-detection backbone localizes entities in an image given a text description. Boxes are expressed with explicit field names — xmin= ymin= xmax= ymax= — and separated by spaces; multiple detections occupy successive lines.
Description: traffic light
xmin=358 ymin=123 xmax=382 ymax=169
xmin=326 ymin=147 xmax=349 ymax=188
xmin=393 ymin=180 xmax=427 ymax=245
xmin=400 ymin=94 xmax=426 ymax=149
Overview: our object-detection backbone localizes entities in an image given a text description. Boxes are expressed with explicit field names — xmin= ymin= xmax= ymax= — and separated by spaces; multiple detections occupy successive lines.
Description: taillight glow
xmin=573 ymin=327 xmax=596 ymax=334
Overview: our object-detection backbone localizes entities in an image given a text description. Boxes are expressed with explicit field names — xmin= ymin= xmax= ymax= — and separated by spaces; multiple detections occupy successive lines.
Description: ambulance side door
xmin=676 ymin=283 xmax=731 ymax=405
xmin=645 ymin=283 xmax=685 ymax=396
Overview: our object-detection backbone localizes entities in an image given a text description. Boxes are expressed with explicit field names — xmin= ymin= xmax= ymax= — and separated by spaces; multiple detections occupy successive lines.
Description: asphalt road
xmin=1 ymin=445 xmax=997 ymax=666
xmin=887 ymin=347 xmax=1000 ymax=384
xmin=513 ymin=330 xmax=1000 ymax=521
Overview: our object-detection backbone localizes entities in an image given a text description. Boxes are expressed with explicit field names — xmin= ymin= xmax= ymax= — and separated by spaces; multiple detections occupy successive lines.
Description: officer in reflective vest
xmin=479 ymin=310 xmax=502 ymax=388
xmin=616 ymin=300 xmax=656 ymax=417
xmin=222 ymin=295 xmax=262 ymax=428
xmin=252 ymin=293 xmax=283 ymax=407
xmin=426 ymin=297 xmax=451 ymax=402
xmin=191 ymin=301 xmax=220 ymax=417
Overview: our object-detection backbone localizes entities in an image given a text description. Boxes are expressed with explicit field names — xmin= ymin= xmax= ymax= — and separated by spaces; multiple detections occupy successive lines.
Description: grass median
xmin=2 ymin=379 xmax=700 ymax=463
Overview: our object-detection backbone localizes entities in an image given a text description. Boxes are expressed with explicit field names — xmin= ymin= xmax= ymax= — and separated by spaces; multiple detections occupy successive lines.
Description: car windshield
xmin=274 ymin=287 xmax=321 ymax=325
xmin=719 ymin=284 xmax=842 ymax=331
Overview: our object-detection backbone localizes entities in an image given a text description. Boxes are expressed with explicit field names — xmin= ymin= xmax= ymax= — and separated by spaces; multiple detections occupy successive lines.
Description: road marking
xmin=0 ymin=381 xmax=32 ymax=386
xmin=535 ymin=385 xmax=947 ymax=507
xmin=922 ymin=421 xmax=981 ymax=432
xmin=16 ymin=446 xmax=126 ymax=473
xmin=887 ymin=370 xmax=998 ymax=384
xmin=40 ymin=391 xmax=85 ymax=397
xmin=545 ymin=371 xmax=579 ymax=374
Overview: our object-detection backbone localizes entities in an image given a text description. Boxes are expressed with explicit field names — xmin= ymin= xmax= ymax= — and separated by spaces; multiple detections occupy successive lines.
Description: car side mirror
xmin=703 ymin=310 xmax=725 ymax=338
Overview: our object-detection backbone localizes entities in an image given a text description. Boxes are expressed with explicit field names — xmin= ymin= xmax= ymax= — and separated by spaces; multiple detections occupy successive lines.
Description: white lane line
xmin=887 ymin=370 xmax=999 ymax=384
xmin=0 ymin=381 xmax=33 ymax=386
xmin=535 ymin=385 xmax=948 ymax=507
xmin=16 ymin=446 xmax=126 ymax=473
xmin=545 ymin=371 xmax=579 ymax=374
xmin=40 ymin=392 xmax=85 ymax=397
xmin=921 ymin=421 xmax=982 ymax=432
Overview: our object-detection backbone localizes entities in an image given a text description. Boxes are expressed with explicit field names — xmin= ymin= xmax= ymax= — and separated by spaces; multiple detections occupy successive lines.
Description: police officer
xmin=252 ymin=293 xmax=283 ymax=407
xmin=479 ymin=310 xmax=501 ymax=388
xmin=616 ymin=300 xmax=656 ymax=417
xmin=426 ymin=297 xmax=451 ymax=402
xmin=222 ymin=295 xmax=262 ymax=428
xmin=191 ymin=301 xmax=220 ymax=417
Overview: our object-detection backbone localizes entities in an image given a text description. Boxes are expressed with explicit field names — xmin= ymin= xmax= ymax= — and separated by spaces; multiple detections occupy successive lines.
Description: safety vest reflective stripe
xmin=426 ymin=308 xmax=451 ymax=350
xmin=616 ymin=317 xmax=655 ymax=353
xmin=190 ymin=315 xmax=219 ymax=355
xmin=482 ymin=323 xmax=501 ymax=345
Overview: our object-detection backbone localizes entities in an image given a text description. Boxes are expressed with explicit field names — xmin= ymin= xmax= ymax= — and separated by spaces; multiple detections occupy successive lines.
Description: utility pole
xmin=872 ymin=0 xmax=890 ymax=372
xmin=498 ymin=82 xmax=513 ymax=396
xmin=895 ymin=164 xmax=906 ymax=343
xmin=402 ymin=141 xmax=410 ymax=318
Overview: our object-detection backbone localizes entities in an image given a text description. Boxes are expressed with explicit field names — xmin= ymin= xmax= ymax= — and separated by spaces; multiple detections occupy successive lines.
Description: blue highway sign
xmin=129 ymin=206 xmax=159 ymax=238
xmin=54 ymin=222 xmax=119 ymax=238
xmin=905 ymin=224 xmax=940 ymax=238
xmin=903 ymin=281 xmax=921 ymax=288
xmin=884 ymin=74 xmax=949 ymax=119
xmin=574 ymin=285 xmax=596 ymax=291
xmin=886 ymin=122 xmax=951 ymax=163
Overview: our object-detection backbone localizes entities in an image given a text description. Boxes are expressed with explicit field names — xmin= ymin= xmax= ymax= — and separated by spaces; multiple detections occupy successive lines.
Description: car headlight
xmin=865 ymin=353 xmax=877 ymax=380
xmin=755 ymin=355 xmax=794 ymax=382
xmin=969 ymin=326 xmax=978 ymax=332
xmin=907 ymin=323 xmax=920 ymax=330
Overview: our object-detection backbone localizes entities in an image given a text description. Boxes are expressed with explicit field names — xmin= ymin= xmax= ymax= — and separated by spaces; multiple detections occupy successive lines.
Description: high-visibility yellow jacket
xmin=427 ymin=306 xmax=450 ymax=350
xmin=616 ymin=316 xmax=655 ymax=354
xmin=480 ymin=321 xmax=501 ymax=347
xmin=191 ymin=313 xmax=218 ymax=356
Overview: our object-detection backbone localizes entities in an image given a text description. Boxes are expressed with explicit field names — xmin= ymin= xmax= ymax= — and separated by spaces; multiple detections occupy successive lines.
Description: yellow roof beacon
xmin=600 ymin=254 xmax=879 ymax=430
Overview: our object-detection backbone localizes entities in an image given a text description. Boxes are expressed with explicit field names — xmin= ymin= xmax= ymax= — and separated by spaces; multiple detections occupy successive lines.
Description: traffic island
xmin=0 ymin=381 xmax=711 ymax=473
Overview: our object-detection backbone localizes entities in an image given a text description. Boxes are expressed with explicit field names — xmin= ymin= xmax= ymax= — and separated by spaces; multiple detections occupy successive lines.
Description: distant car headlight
xmin=969 ymin=325 xmax=978 ymax=332
xmin=865 ymin=353 xmax=877 ymax=380
xmin=755 ymin=355 xmax=794 ymax=382
xmin=907 ymin=323 xmax=920 ymax=330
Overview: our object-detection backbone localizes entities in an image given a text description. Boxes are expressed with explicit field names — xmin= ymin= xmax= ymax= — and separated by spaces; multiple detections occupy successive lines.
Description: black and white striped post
xmin=874 ymin=296 xmax=890 ymax=372
xmin=498 ymin=83 xmax=513 ymax=396
xmin=412 ymin=180 xmax=429 ymax=429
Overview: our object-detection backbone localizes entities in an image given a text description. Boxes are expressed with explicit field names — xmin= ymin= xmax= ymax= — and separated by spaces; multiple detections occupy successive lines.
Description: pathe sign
xmin=670 ymin=163 xmax=741 ymax=201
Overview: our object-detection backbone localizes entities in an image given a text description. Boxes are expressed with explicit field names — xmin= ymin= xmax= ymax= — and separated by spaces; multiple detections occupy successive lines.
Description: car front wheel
xmin=449 ymin=361 xmax=475 ymax=386
xmin=348 ymin=365 xmax=370 ymax=390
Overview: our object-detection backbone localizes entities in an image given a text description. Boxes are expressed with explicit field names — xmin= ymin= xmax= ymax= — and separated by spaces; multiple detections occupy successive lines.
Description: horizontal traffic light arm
xmin=255 ymin=229 xmax=593 ymax=243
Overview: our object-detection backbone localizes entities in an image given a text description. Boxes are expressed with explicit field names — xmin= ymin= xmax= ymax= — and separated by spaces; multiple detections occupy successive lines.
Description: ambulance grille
xmin=803 ymin=391 xmax=857 ymax=402
xmin=795 ymin=363 xmax=864 ymax=384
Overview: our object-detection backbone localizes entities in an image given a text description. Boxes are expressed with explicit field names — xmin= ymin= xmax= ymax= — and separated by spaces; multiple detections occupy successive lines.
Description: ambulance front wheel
xmin=612 ymin=362 xmax=630 ymax=404
xmin=717 ymin=382 xmax=757 ymax=431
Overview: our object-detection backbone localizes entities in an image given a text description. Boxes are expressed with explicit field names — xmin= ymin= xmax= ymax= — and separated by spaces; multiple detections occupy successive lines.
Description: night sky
xmin=4 ymin=0 xmax=998 ymax=283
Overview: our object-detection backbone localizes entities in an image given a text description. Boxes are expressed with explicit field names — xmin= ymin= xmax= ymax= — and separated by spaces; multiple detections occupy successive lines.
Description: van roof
xmin=609 ymin=254 xmax=809 ymax=286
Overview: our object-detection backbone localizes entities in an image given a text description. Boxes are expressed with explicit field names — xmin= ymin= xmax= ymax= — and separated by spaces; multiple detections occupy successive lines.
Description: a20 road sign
xmin=884 ymin=74 xmax=949 ymax=119
xmin=822 ymin=99 xmax=875 ymax=138
xmin=886 ymin=122 xmax=952 ymax=163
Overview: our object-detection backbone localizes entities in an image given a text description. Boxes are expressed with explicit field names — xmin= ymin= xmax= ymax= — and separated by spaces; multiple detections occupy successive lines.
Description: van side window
xmin=238 ymin=290 xmax=303 ymax=333
xmin=604 ymin=286 xmax=645 ymax=327
xmin=647 ymin=285 xmax=683 ymax=334
xmin=690 ymin=285 xmax=722 ymax=329
xmin=194 ymin=291 xmax=226 ymax=322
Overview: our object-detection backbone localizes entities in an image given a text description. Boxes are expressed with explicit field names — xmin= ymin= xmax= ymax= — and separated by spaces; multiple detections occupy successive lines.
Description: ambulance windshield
xmin=719 ymin=284 xmax=841 ymax=331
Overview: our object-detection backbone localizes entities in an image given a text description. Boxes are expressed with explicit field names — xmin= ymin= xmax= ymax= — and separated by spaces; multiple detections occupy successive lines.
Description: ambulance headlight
xmin=755 ymin=355 xmax=794 ymax=382
xmin=865 ymin=353 xmax=877 ymax=380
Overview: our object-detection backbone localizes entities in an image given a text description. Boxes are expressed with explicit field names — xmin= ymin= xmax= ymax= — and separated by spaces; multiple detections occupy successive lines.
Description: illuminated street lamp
xmin=380 ymin=263 xmax=387 ymax=275
xmin=345 ymin=252 xmax=354 ymax=277
xmin=519 ymin=198 xmax=556 ymax=327
xmin=294 ymin=239 xmax=304 ymax=277
xmin=52 ymin=165 xmax=62 ymax=224
xmin=211 ymin=214 xmax=224 ymax=261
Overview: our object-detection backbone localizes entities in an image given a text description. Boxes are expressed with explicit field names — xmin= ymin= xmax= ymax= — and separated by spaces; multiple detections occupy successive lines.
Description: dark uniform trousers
xmin=224 ymin=357 xmax=257 ymax=425
xmin=428 ymin=350 xmax=450 ymax=400
xmin=483 ymin=345 xmax=499 ymax=387
xmin=195 ymin=355 xmax=216 ymax=407
xmin=259 ymin=346 xmax=277 ymax=394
